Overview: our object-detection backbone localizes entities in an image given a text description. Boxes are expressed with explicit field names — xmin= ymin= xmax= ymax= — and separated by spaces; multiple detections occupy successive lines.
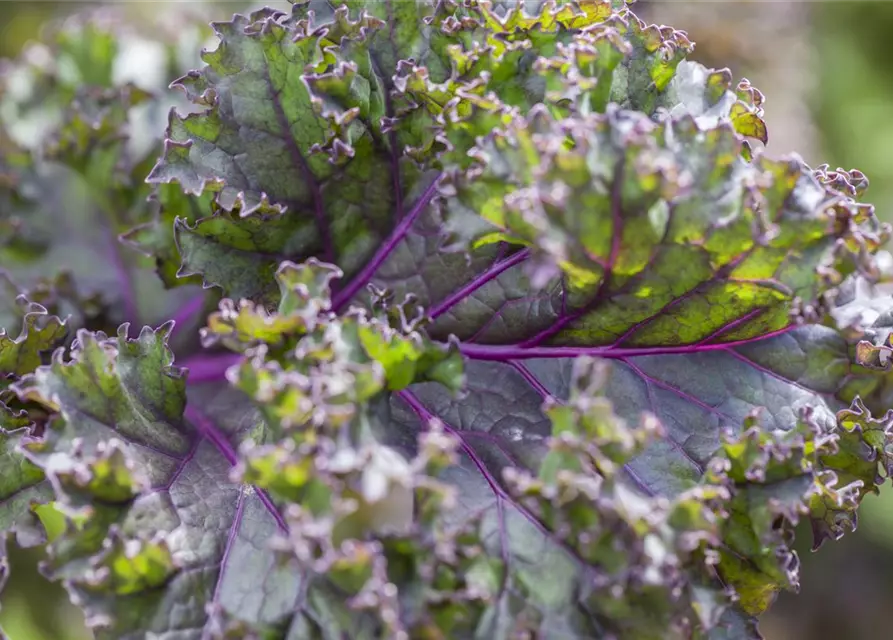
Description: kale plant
xmin=3 ymin=1 xmax=893 ymax=638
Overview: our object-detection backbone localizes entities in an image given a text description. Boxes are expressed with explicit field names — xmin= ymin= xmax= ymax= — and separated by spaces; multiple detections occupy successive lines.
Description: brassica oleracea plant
xmin=3 ymin=1 xmax=893 ymax=638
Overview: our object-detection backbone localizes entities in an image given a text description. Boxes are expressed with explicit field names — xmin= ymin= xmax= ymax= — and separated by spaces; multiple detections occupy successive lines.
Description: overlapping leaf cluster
xmin=0 ymin=10 xmax=212 ymax=336
xmin=4 ymin=1 xmax=893 ymax=638
xmin=0 ymin=8 xmax=212 ymax=631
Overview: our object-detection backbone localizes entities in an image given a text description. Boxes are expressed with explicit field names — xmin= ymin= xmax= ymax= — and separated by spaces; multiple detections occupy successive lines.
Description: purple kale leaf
xmin=3 ymin=1 xmax=893 ymax=639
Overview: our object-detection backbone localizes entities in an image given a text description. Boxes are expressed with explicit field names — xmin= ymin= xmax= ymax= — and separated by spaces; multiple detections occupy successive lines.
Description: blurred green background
xmin=3 ymin=1 xmax=893 ymax=638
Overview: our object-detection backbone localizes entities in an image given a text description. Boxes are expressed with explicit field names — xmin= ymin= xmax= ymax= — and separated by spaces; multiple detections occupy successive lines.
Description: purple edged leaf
xmin=109 ymin=0 xmax=893 ymax=636
xmin=3 ymin=1 xmax=893 ymax=639
xmin=10 ymin=325 xmax=299 ymax=638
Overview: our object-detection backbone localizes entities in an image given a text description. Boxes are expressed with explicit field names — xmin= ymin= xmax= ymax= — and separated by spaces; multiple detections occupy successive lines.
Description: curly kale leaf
xmin=3 ymin=1 xmax=893 ymax=639
xmin=145 ymin=0 xmax=772 ymax=306
xmin=140 ymin=0 xmax=888 ymax=632
xmin=0 ymin=279 xmax=68 ymax=635
xmin=8 ymin=324 xmax=292 ymax=638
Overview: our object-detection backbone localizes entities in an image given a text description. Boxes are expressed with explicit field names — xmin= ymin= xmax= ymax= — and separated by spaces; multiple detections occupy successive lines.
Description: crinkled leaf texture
xmin=4 ymin=1 xmax=893 ymax=639
xmin=12 ymin=324 xmax=295 ymax=637
xmin=0 ymin=8 xmax=216 ymax=634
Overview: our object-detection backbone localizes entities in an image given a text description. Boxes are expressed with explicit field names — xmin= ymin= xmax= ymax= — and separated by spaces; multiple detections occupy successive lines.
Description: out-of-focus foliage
xmin=809 ymin=3 xmax=893 ymax=229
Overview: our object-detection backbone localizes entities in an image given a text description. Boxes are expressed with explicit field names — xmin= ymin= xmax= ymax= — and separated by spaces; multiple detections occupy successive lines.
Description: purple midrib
xmin=395 ymin=388 xmax=598 ymax=569
xmin=264 ymin=65 xmax=333 ymax=264
xmin=455 ymin=324 xmax=798 ymax=361
xmin=331 ymin=174 xmax=443 ymax=312
xmin=184 ymin=404 xmax=287 ymax=532
xmin=182 ymin=321 xmax=797 ymax=383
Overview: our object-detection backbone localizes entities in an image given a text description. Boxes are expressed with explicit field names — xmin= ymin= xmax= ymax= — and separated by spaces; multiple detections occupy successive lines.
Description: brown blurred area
xmin=3 ymin=1 xmax=893 ymax=638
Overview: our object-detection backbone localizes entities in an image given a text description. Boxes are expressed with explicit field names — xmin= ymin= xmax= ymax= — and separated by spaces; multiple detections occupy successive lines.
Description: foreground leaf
xmin=11 ymin=325 xmax=299 ymax=638
xmin=3 ymin=1 xmax=893 ymax=638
